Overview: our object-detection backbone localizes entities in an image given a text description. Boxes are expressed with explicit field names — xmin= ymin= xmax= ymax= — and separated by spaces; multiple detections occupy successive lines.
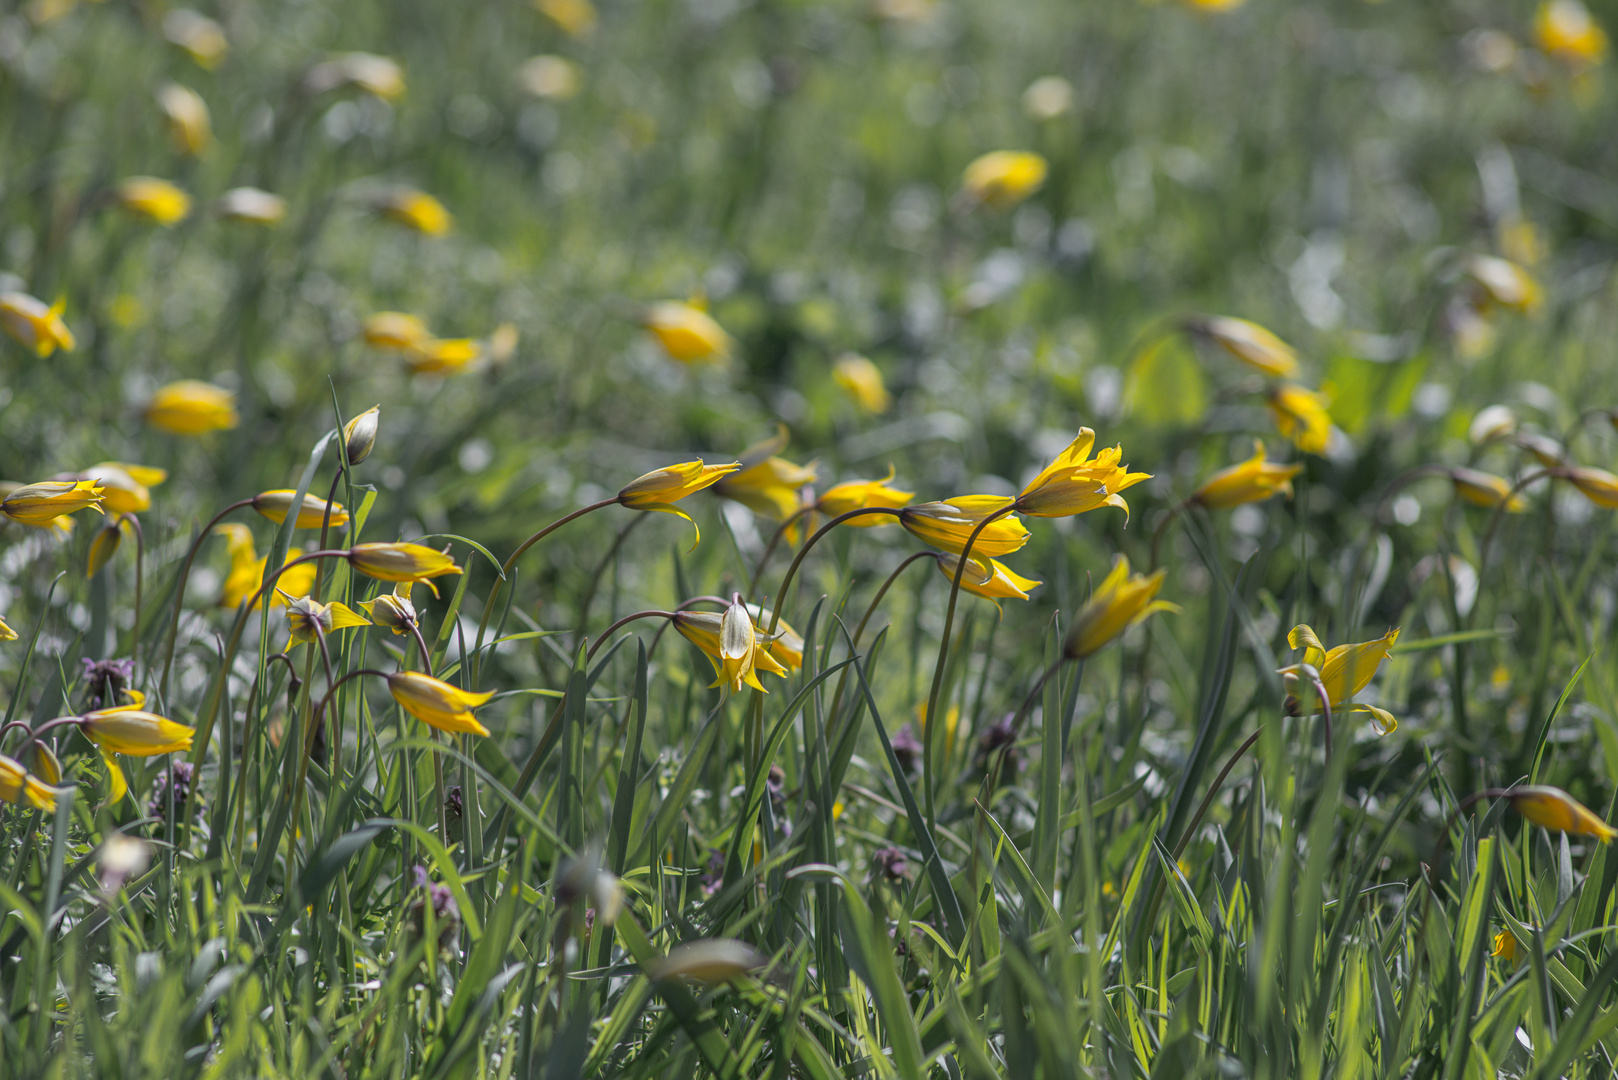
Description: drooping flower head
xmin=1465 ymin=254 xmax=1542 ymax=314
xmin=1183 ymin=315 xmax=1299 ymax=377
xmin=116 ymin=177 xmax=192 ymax=226
xmin=216 ymin=187 xmax=286 ymax=225
xmin=377 ymin=188 xmax=452 ymax=235
xmin=1450 ymin=468 xmax=1526 ymax=512
xmin=252 ymin=490 xmax=350 ymax=529
xmin=900 ymin=497 xmax=1030 ymax=565
xmin=832 ymin=353 xmax=892 ymax=414
xmin=0 ymin=754 xmax=58 ymax=812
xmin=816 ymin=467 xmax=914 ymax=522
xmin=80 ymin=691 xmax=196 ymax=802
xmin=216 ymin=525 xmax=315 ymax=609
xmin=617 ymin=459 xmax=741 ymax=545
xmin=744 ymin=604 xmax=803 ymax=672
xmin=0 ymin=292 xmax=75 ymax=356
xmin=386 ymin=671 xmax=495 ymax=737
xmin=643 ymin=300 xmax=731 ymax=365
xmin=713 ymin=430 xmax=819 ymax=521
xmin=360 ymin=582 xmax=418 ymax=636
xmin=1014 ymin=428 xmax=1151 ymax=521
xmin=1534 ymin=0 xmax=1609 ymax=68
xmin=1278 ymin=624 xmax=1400 ymax=734
xmin=1064 ymin=556 xmax=1178 ymax=659
xmin=364 ymin=312 xmax=433 ymax=351
xmin=1192 ymin=441 xmax=1303 ymax=509
xmin=1507 ymin=785 xmax=1617 ymax=841
xmin=1562 ymin=465 xmax=1618 ymax=510
xmin=671 ymin=607 xmax=789 ymax=695
xmin=934 ymin=553 xmax=1041 ymax=607
xmin=283 ymin=596 xmax=371 ymax=645
xmin=156 ymin=83 xmax=211 ymax=155
xmin=1 ymin=479 xmax=104 ymax=527
xmin=346 ymin=542 xmax=462 ymax=597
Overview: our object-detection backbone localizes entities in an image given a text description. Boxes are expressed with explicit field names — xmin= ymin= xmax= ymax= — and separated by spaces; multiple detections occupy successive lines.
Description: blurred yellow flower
xmin=1022 ymin=76 xmax=1074 ymax=121
xmin=714 ymin=433 xmax=818 ymax=520
xmin=900 ymin=497 xmax=1030 ymax=561
xmin=1 ymin=479 xmax=103 ymax=527
xmin=644 ymin=300 xmax=731 ymax=364
xmin=1192 ymin=441 xmax=1302 ymax=509
xmin=216 ymin=187 xmax=287 ymax=225
xmin=535 ymin=0 xmax=597 ymax=37
xmin=1516 ymin=432 xmax=1567 ymax=468
xmin=406 ymin=337 xmax=482 ymax=375
xmin=80 ymin=462 xmax=165 ymax=514
xmin=1508 ymin=785 xmax=1617 ymax=841
xmin=364 ymin=312 xmax=432 ymax=351
xmin=833 ymin=353 xmax=892 ymax=414
xmin=1534 ymin=0 xmax=1609 ymax=67
xmin=1492 ymin=929 xmax=1521 ymax=963
xmin=1185 ymin=315 xmax=1299 ymax=377
xmin=387 ymin=671 xmax=495 ymax=737
xmin=284 ymin=596 xmax=370 ymax=645
xmin=0 ymin=615 xmax=15 ymax=641
xmin=156 ymin=83 xmax=211 ymax=155
xmin=518 ymin=55 xmax=583 ymax=99
xmin=1267 ymin=384 xmax=1332 ymax=455
xmin=216 ymin=525 xmax=315 ymax=608
xmin=1064 ymin=556 xmax=1177 ymax=659
xmin=360 ymin=582 xmax=417 ymax=636
xmin=816 ymin=467 xmax=913 ymax=521
xmin=378 ymin=188 xmax=452 ymax=235
xmin=935 ymin=553 xmax=1041 ymax=605
xmin=1450 ymin=467 xmax=1526 ymax=512
xmin=163 ymin=9 xmax=228 ymax=68
xmin=252 ymin=490 xmax=349 ymax=530
xmin=146 ymin=380 xmax=238 ymax=435
xmin=1279 ymin=624 xmax=1399 ymax=733
xmin=305 ymin=53 xmax=406 ymax=99
xmin=0 ymin=292 xmax=75 ymax=356
xmin=347 ymin=542 xmax=462 ymax=597
xmin=1465 ymin=254 xmax=1542 ymax=314
xmin=1564 ymin=465 xmax=1618 ymax=509
xmin=961 ymin=151 xmax=1048 ymax=210
xmin=1181 ymin=0 xmax=1247 ymax=11
xmin=117 ymin=177 xmax=191 ymax=226
xmin=0 ymin=754 xmax=57 ymax=812
xmin=486 ymin=322 xmax=520 ymax=364
xmin=1015 ymin=429 xmax=1150 ymax=521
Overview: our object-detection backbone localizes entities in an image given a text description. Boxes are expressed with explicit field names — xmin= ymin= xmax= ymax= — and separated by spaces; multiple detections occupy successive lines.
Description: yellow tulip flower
xmin=146 ymin=380 xmax=238 ymax=435
xmin=1014 ymin=428 xmax=1150 ymax=521
xmin=714 ymin=455 xmax=818 ymax=521
xmin=216 ymin=187 xmax=287 ymax=225
xmin=816 ymin=467 xmax=914 ymax=522
xmin=673 ymin=606 xmax=788 ymax=694
xmin=74 ymin=464 xmax=160 ymax=515
xmin=832 ymin=353 xmax=892 ymax=414
xmin=1450 ymin=468 xmax=1526 ymax=512
xmin=643 ymin=300 xmax=731 ymax=364
xmin=0 ymin=292 xmax=75 ymax=356
xmin=378 ymin=188 xmax=452 ymax=235
xmin=386 ymin=671 xmax=495 ymax=737
xmin=1491 ymin=930 xmax=1518 ymax=962
xmin=0 ymin=754 xmax=58 ymax=812
xmin=1184 ymin=316 xmax=1299 ymax=377
xmin=1534 ymin=0 xmax=1609 ymax=67
xmin=163 ymin=9 xmax=228 ymax=68
xmin=616 ymin=459 xmax=740 ymax=544
xmin=900 ymin=497 xmax=1030 ymax=561
xmin=934 ymin=553 xmax=1041 ymax=605
xmin=216 ymin=525 xmax=315 ymax=609
xmin=343 ymin=406 xmax=381 ymax=466
xmin=359 ymin=582 xmax=417 ymax=636
xmin=1278 ymin=624 xmax=1399 ymax=733
xmin=284 ymin=596 xmax=371 ymax=645
xmin=252 ymin=490 xmax=350 ymax=529
xmin=1192 ymin=441 xmax=1303 ymax=509
xmin=346 ymin=542 xmax=462 ymax=597
xmin=87 ymin=519 xmax=124 ymax=578
xmin=364 ymin=312 xmax=433 ymax=351
xmin=1563 ymin=465 xmax=1618 ymax=509
xmin=1064 ymin=556 xmax=1178 ymax=659
xmin=1267 ymin=384 xmax=1332 ymax=455
xmin=117 ymin=177 xmax=192 ymax=226
xmin=1508 ymin=785 xmax=1617 ymax=841
xmin=81 ymin=703 xmax=194 ymax=756
xmin=744 ymin=604 xmax=803 ymax=672
xmin=1 ymin=479 xmax=104 ymax=527
xmin=156 ymin=83 xmax=211 ymax=155
xmin=961 ymin=151 xmax=1048 ymax=210
xmin=405 ymin=337 xmax=481 ymax=375
xmin=0 ymin=615 xmax=16 ymax=641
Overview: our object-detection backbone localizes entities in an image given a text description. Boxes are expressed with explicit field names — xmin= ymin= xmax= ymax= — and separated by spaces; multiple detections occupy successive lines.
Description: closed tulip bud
xmin=87 ymin=518 xmax=124 ymax=578
xmin=648 ymin=939 xmax=767 ymax=985
xmin=1507 ymin=785 xmax=1617 ymax=841
xmin=163 ymin=9 xmax=228 ymax=68
xmin=1468 ymin=404 xmax=1517 ymax=445
xmin=156 ymin=83 xmax=211 ymax=155
xmin=1184 ymin=315 xmax=1299 ymax=378
xmin=252 ymin=490 xmax=350 ymax=529
xmin=960 ymin=151 xmax=1048 ymax=210
xmin=343 ymin=406 xmax=381 ymax=465
xmin=832 ymin=353 xmax=892 ymax=414
xmin=216 ymin=187 xmax=287 ymax=225
xmin=1450 ymin=468 xmax=1526 ymax=512
xmin=643 ymin=300 xmax=731 ymax=364
xmin=2 ymin=479 xmax=104 ymax=527
xmin=1563 ymin=466 xmax=1618 ymax=510
xmin=303 ymin=52 xmax=406 ymax=99
xmin=377 ymin=188 xmax=452 ymax=235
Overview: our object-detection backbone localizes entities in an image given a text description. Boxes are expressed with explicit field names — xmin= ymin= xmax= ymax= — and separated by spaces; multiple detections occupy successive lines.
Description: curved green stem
xmin=761 ymin=507 xmax=906 ymax=638
xmin=746 ymin=503 xmax=816 ymax=601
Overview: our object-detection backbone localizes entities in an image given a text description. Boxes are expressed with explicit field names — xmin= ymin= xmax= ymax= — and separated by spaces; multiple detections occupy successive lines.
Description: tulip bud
xmin=87 ymin=518 xmax=123 ymax=578
xmin=343 ymin=406 xmax=381 ymax=466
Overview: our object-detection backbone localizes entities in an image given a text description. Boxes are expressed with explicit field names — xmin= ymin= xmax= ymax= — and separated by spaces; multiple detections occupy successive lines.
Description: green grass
xmin=4 ymin=0 xmax=1618 ymax=1076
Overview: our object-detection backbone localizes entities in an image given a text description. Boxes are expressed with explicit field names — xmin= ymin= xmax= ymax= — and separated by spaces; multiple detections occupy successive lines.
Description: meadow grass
xmin=3 ymin=0 xmax=1618 ymax=1076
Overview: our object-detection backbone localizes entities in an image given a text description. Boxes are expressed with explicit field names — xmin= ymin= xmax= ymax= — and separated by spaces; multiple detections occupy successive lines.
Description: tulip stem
xmin=762 ymin=507 xmax=907 ymax=639
xmin=1479 ymin=467 xmax=1556 ymax=574
xmin=921 ymin=505 xmax=1017 ymax=826
xmin=1149 ymin=501 xmax=1189 ymax=570
xmin=4 ymin=716 xmax=83 ymax=763
xmin=472 ymin=498 xmax=620 ymax=684
xmin=123 ymin=514 xmax=145 ymax=673
xmin=746 ymin=503 xmax=817 ymax=601
xmin=157 ymin=497 xmax=254 ymax=701
xmin=575 ymin=512 xmax=649 ymax=637
xmin=314 ymin=471 xmax=346 ymax=601
xmin=585 ymin=611 xmax=679 ymax=664
xmin=409 ymin=623 xmax=436 ymax=678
